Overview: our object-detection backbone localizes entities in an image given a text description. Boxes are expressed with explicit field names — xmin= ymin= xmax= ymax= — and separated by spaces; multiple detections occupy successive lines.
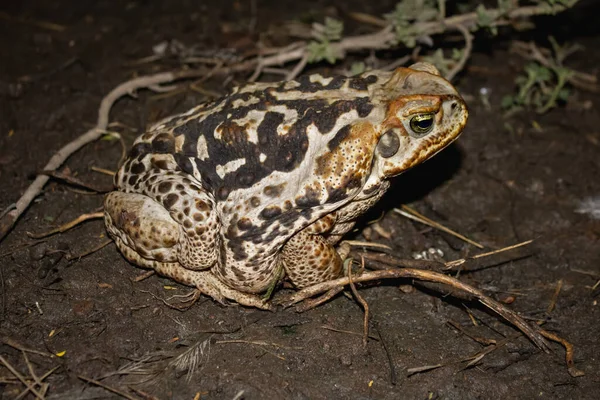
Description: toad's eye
xmin=409 ymin=113 xmax=435 ymax=137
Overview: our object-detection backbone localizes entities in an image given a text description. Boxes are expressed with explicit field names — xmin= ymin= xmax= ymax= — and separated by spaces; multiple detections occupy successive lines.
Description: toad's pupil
xmin=416 ymin=118 xmax=432 ymax=129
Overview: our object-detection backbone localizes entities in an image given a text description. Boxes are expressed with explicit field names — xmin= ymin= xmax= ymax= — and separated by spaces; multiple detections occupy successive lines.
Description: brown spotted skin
xmin=104 ymin=62 xmax=468 ymax=307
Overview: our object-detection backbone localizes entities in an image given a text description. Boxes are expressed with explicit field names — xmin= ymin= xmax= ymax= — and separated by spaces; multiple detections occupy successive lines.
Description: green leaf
xmin=501 ymin=95 xmax=515 ymax=109
xmin=350 ymin=62 xmax=366 ymax=76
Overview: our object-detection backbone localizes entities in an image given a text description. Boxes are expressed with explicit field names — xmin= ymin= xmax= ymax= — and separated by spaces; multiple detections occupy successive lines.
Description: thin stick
xmin=293 ymin=286 xmax=344 ymax=312
xmin=286 ymin=53 xmax=309 ymax=81
xmin=1 ymin=337 xmax=55 ymax=358
xmin=372 ymin=320 xmax=397 ymax=384
xmin=19 ymin=351 xmax=49 ymax=399
xmin=538 ymin=329 xmax=585 ymax=377
xmin=90 ymin=166 xmax=116 ymax=176
xmin=0 ymin=355 xmax=44 ymax=399
xmin=66 ymin=239 xmax=112 ymax=261
xmin=347 ymin=259 xmax=369 ymax=347
xmin=27 ymin=212 xmax=104 ymax=239
xmin=394 ymin=206 xmax=484 ymax=249
xmin=321 ymin=325 xmax=379 ymax=340
xmin=546 ymin=279 xmax=563 ymax=314
xmin=215 ymin=340 xmax=301 ymax=350
xmin=446 ymin=23 xmax=473 ymax=82
xmin=15 ymin=366 xmax=59 ymax=400
xmin=40 ymin=169 xmax=111 ymax=193
xmin=444 ymin=239 xmax=533 ymax=269
xmin=78 ymin=375 xmax=139 ymax=400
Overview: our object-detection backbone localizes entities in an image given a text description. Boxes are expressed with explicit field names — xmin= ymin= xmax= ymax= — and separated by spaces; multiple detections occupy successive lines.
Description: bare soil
xmin=1 ymin=1 xmax=599 ymax=399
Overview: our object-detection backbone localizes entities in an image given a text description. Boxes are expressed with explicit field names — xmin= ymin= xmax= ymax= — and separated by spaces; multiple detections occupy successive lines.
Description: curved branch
xmin=0 ymin=70 xmax=207 ymax=242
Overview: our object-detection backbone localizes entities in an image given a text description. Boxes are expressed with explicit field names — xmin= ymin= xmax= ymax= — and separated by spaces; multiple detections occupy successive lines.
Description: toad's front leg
xmin=280 ymin=214 xmax=348 ymax=288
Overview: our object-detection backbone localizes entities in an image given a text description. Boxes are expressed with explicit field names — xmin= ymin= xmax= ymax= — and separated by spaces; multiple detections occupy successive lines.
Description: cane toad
xmin=104 ymin=62 xmax=468 ymax=309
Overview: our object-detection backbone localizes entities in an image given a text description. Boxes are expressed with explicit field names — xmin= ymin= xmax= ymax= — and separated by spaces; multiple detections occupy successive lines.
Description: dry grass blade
xmin=321 ymin=325 xmax=380 ymax=340
xmin=90 ymin=166 xmax=116 ymax=176
xmin=546 ymin=279 xmax=563 ymax=314
xmin=406 ymin=363 xmax=444 ymax=376
xmin=394 ymin=206 xmax=484 ymax=249
xmin=0 ymin=11 xmax=66 ymax=31
xmin=1 ymin=337 xmax=55 ymax=358
xmin=40 ymin=169 xmax=112 ymax=193
xmin=444 ymin=240 xmax=534 ymax=270
xmin=446 ymin=321 xmax=497 ymax=346
xmin=344 ymin=240 xmax=392 ymax=251
xmin=66 ymin=239 xmax=112 ymax=261
xmin=78 ymin=375 xmax=139 ymax=400
xmin=27 ymin=212 xmax=104 ymax=239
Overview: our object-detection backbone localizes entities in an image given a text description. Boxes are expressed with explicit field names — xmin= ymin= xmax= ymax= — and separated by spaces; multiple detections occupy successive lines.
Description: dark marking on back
xmin=326 ymin=186 xmax=348 ymax=204
xmin=152 ymin=132 xmax=176 ymax=153
xmin=260 ymin=206 xmax=283 ymax=220
xmin=349 ymin=74 xmax=378 ymax=91
xmin=129 ymin=142 xmax=151 ymax=158
xmin=130 ymin=162 xmax=145 ymax=174
xmin=174 ymin=154 xmax=194 ymax=175
xmin=216 ymin=186 xmax=230 ymax=200
xmin=264 ymin=183 xmax=286 ymax=197
xmin=327 ymin=125 xmax=352 ymax=151
xmin=292 ymin=75 xmax=346 ymax=93
xmin=158 ymin=181 xmax=172 ymax=193
xmin=295 ymin=187 xmax=321 ymax=208
xmin=163 ymin=193 xmax=179 ymax=209
xmin=237 ymin=217 xmax=254 ymax=230
xmin=152 ymin=159 xmax=170 ymax=170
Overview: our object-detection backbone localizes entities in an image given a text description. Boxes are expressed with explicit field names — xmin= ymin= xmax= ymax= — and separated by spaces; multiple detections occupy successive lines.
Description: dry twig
xmin=27 ymin=211 xmax=104 ymax=239
xmin=394 ymin=205 xmax=483 ymax=249
xmin=0 ymin=355 xmax=44 ymax=399
xmin=0 ymin=70 xmax=209 ymax=243
xmin=66 ymin=239 xmax=113 ymax=261
xmin=284 ymin=268 xmax=550 ymax=351
xmin=78 ymin=375 xmax=139 ymax=400
xmin=347 ymin=258 xmax=370 ymax=347
xmin=40 ymin=169 xmax=112 ymax=193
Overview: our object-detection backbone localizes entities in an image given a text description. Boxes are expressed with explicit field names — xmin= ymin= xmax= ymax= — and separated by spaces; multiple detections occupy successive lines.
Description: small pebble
xmin=339 ymin=354 xmax=352 ymax=366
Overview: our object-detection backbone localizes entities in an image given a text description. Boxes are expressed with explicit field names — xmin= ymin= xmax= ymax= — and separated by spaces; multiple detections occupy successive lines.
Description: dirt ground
xmin=1 ymin=1 xmax=599 ymax=399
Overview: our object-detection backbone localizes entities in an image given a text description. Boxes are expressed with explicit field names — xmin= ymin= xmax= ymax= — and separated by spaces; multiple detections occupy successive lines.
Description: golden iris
xmin=409 ymin=113 xmax=435 ymax=136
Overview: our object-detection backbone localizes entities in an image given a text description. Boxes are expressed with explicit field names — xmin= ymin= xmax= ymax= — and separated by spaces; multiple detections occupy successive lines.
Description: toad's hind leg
xmin=104 ymin=188 xmax=218 ymax=270
xmin=104 ymin=192 xmax=269 ymax=309
xmin=112 ymin=236 xmax=270 ymax=309
xmin=280 ymin=214 xmax=346 ymax=288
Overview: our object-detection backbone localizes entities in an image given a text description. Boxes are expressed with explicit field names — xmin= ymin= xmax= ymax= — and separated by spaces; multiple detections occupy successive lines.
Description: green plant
xmin=384 ymin=0 xmax=439 ymax=47
xmin=307 ymin=17 xmax=344 ymax=64
xmin=502 ymin=38 xmax=576 ymax=114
